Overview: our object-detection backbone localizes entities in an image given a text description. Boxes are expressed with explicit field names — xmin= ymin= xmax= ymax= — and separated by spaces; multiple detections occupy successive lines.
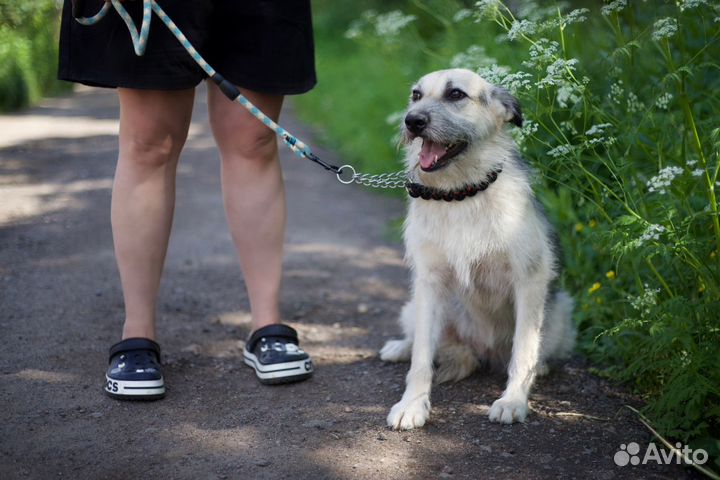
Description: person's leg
xmin=206 ymin=82 xmax=285 ymax=332
xmin=113 ymin=88 xmax=195 ymax=340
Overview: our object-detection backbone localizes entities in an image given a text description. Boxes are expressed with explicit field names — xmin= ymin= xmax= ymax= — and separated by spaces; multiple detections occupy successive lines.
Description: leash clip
xmin=336 ymin=165 xmax=356 ymax=184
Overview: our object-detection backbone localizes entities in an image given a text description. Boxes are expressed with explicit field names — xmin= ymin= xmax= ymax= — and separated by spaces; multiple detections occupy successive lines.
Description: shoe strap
xmin=109 ymin=337 xmax=162 ymax=363
xmin=246 ymin=324 xmax=299 ymax=352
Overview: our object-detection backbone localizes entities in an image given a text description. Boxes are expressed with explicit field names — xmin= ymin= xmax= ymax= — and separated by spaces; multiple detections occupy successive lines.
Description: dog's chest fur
xmin=404 ymin=174 xmax=532 ymax=292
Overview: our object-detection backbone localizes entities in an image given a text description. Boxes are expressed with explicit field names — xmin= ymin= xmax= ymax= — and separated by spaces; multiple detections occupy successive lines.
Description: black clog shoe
xmin=105 ymin=338 xmax=165 ymax=400
xmin=243 ymin=324 xmax=314 ymax=385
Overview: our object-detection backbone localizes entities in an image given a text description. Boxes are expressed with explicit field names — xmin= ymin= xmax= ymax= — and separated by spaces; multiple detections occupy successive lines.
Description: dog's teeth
xmin=433 ymin=155 xmax=438 ymax=164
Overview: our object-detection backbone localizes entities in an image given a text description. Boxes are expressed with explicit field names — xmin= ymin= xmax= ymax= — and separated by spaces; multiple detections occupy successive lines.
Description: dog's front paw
xmin=488 ymin=395 xmax=529 ymax=424
xmin=387 ymin=395 xmax=431 ymax=430
xmin=379 ymin=339 xmax=411 ymax=363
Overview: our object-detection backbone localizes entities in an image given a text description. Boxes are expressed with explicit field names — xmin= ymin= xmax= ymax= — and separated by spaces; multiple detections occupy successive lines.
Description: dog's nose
xmin=405 ymin=113 xmax=429 ymax=134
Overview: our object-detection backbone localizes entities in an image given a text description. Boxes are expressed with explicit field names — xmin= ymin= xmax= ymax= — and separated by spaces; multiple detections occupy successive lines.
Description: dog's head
xmin=402 ymin=69 xmax=522 ymax=173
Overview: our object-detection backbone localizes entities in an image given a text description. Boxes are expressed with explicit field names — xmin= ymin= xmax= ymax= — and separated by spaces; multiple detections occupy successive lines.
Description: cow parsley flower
xmin=477 ymin=64 xmax=511 ymax=86
xmin=453 ymin=8 xmax=472 ymax=22
xmin=450 ymin=45 xmax=495 ymax=70
xmin=601 ymin=0 xmax=627 ymax=16
xmin=507 ymin=19 xmax=537 ymax=40
xmin=513 ymin=119 xmax=538 ymax=144
xmin=655 ymin=92 xmax=673 ymax=110
xmin=547 ymin=144 xmax=574 ymax=158
xmin=646 ymin=166 xmax=683 ymax=194
xmin=474 ymin=0 xmax=500 ymax=20
xmin=524 ymin=38 xmax=559 ymax=69
xmin=692 ymin=168 xmax=704 ymax=177
xmin=652 ymin=17 xmax=678 ymax=41
xmin=374 ymin=11 xmax=416 ymax=38
xmin=585 ymin=123 xmax=613 ymax=136
xmin=627 ymin=92 xmax=645 ymax=113
xmin=679 ymin=0 xmax=708 ymax=11
xmin=608 ymin=80 xmax=624 ymax=104
xmin=628 ymin=284 xmax=660 ymax=317
xmin=639 ymin=224 xmax=666 ymax=242
xmin=538 ymin=58 xmax=578 ymax=88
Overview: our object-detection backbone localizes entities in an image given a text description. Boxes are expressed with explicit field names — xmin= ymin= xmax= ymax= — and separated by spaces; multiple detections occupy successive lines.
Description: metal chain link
xmin=336 ymin=165 xmax=408 ymax=189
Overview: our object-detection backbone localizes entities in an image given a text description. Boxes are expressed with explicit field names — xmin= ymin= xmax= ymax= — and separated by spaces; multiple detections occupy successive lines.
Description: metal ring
xmin=336 ymin=165 xmax=356 ymax=184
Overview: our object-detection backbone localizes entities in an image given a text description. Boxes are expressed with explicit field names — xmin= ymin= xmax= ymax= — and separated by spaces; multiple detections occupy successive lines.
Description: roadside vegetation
xmin=0 ymin=1 xmax=69 ymax=111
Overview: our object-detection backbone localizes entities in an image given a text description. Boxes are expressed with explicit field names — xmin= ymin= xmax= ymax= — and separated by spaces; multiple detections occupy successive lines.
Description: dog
xmin=379 ymin=68 xmax=576 ymax=430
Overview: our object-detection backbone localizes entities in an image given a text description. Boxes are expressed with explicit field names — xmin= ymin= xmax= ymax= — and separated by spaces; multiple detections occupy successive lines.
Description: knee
xmin=120 ymin=125 xmax=188 ymax=169
xmin=215 ymin=120 xmax=278 ymax=165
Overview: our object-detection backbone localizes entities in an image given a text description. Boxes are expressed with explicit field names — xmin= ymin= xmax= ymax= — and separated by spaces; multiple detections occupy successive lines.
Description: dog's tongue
xmin=419 ymin=140 xmax=447 ymax=169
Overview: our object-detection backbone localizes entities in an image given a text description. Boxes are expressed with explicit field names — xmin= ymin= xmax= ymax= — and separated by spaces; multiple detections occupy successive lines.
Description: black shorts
xmin=58 ymin=0 xmax=316 ymax=95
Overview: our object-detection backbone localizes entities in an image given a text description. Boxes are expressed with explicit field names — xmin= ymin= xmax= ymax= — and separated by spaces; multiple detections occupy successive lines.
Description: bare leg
xmin=113 ymin=88 xmax=195 ymax=340
xmin=207 ymin=82 xmax=285 ymax=332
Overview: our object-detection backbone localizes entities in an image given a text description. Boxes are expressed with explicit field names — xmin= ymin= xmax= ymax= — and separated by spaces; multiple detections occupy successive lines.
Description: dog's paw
xmin=387 ymin=395 xmax=431 ymax=430
xmin=379 ymin=339 xmax=411 ymax=363
xmin=488 ymin=395 xmax=529 ymax=424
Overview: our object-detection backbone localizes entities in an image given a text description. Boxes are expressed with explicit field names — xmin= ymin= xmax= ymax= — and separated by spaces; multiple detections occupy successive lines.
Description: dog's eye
xmin=411 ymin=90 xmax=422 ymax=102
xmin=447 ymin=88 xmax=467 ymax=101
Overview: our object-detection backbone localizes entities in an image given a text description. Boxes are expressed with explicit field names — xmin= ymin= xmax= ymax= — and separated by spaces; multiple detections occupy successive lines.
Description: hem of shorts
xmin=58 ymin=72 xmax=204 ymax=91
xmin=58 ymin=73 xmax=316 ymax=96
xmin=226 ymin=76 xmax=317 ymax=96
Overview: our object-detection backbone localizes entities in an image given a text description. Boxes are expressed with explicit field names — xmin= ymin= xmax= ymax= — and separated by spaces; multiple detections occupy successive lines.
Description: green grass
xmin=0 ymin=1 xmax=71 ymax=111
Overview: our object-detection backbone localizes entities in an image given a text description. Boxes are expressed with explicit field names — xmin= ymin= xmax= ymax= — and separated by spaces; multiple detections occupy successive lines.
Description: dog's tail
xmin=542 ymin=290 xmax=577 ymax=361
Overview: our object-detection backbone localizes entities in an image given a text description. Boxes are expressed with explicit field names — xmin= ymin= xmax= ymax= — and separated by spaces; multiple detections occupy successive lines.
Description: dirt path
xmin=0 ymin=87 xmax=694 ymax=479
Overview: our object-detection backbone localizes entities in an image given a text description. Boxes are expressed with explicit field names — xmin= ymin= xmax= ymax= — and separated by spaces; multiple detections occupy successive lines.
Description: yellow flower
xmin=588 ymin=219 xmax=598 ymax=228
xmin=606 ymin=270 xmax=616 ymax=280
xmin=575 ymin=223 xmax=584 ymax=233
xmin=588 ymin=282 xmax=601 ymax=294
xmin=711 ymin=251 xmax=717 ymax=259
xmin=595 ymin=297 xmax=604 ymax=304
xmin=698 ymin=283 xmax=706 ymax=293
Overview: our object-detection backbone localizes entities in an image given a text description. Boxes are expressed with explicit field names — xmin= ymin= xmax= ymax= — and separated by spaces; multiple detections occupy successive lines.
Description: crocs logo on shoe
xmin=304 ymin=361 xmax=313 ymax=372
xmin=106 ymin=379 xmax=119 ymax=393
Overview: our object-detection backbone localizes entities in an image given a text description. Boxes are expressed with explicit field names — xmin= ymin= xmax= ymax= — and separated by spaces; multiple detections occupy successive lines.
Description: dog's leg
xmin=387 ymin=268 xmax=447 ymax=430
xmin=379 ymin=300 xmax=415 ymax=362
xmin=488 ymin=280 xmax=547 ymax=424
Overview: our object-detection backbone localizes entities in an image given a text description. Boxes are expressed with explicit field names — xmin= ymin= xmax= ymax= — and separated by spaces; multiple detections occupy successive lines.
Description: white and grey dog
xmin=380 ymin=69 xmax=576 ymax=429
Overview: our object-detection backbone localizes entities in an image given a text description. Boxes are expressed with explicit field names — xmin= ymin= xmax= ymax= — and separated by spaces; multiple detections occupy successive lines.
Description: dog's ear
xmin=491 ymin=87 xmax=523 ymax=128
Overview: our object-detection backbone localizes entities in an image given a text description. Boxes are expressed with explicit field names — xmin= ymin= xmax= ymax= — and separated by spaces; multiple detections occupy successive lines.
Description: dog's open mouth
xmin=418 ymin=139 xmax=468 ymax=172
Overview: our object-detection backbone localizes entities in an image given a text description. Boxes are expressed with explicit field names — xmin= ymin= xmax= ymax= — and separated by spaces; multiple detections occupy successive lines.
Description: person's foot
xmin=105 ymin=338 xmax=165 ymax=400
xmin=243 ymin=324 xmax=314 ymax=384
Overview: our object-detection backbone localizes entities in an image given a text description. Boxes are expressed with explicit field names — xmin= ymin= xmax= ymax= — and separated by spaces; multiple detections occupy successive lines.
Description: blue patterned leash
xmin=73 ymin=0 xmax=374 ymax=184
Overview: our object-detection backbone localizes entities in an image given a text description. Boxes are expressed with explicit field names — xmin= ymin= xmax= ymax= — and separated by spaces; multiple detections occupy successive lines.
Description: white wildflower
xmin=556 ymin=85 xmax=579 ymax=107
xmin=503 ymin=71 xmax=534 ymax=92
xmin=374 ymin=11 xmax=416 ymax=38
xmin=547 ymin=144 xmax=574 ymax=158
xmin=585 ymin=123 xmax=613 ymax=137
xmin=679 ymin=0 xmax=708 ymax=11
xmin=538 ymin=58 xmax=578 ymax=88
xmin=654 ymin=92 xmax=673 ymax=110
xmin=474 ymin=0 xmax=500 ymax=20
xmin=453 ymin=8 xmax=472 ymax=22
xmin=608 ymin=80 xmax=624 ymax=104
xmin=523 ymin=39 xmax=560 ymax=69
xmin=628 ymin=284 xmax=660 ymax=316
xmin=477 ymin=64 xmax=511 ymax=86
xmin=602 ymin=0 xmax=627 ymax=15
xmin=646 ymin=165 xmax=683 ymax=194
xmin=687 ymin=159 xmax=698 ymax=167
xmin=507 ymin=19 xmax=537 ymax=40
xmin=450 ymin=45 xmax=495 ymax=70
xmin=560 ymin=120 xmax=578 ymax=135
xmin=559 ymin=8 xmax=589 ymax=27
xmin=652 ymin=17 xmax=678 ymax=41
xmin=512 ymin=119 xmax=538 ymax=144
xmin=692 ymin=168 xmax=704 ymax=177
xmin=639 ymin=224 xmax=666 ymax=242
xmin=627 ymin=92 xmax=645 ymax=113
